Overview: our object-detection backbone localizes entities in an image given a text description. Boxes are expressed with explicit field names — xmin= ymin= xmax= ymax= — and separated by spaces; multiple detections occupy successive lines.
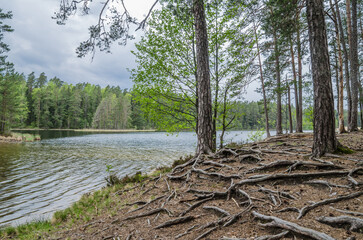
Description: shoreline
xmin=0 ymin=132 xmax=41 ymax=143
xmin=11 ymin=128 xmax=158 ymax=133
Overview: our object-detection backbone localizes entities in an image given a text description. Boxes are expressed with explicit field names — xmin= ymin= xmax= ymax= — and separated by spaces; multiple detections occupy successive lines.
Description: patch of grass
xmin=121 ymin=171 xmax=148 ymax=184
xmin=0 ymin=219 xmax=53 ymax=240
xmin=335 ymin=145 xmax=355 ymax=154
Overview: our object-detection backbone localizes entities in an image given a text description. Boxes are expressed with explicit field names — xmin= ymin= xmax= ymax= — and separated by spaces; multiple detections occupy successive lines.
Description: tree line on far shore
xmin=1 ymin=71 xmax=317 ymax=133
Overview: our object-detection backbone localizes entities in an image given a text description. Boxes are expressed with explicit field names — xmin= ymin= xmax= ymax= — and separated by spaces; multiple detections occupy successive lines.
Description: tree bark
xmin=306 ymin=0 xmax=338 ymax=157
xmin=194 ymin=0 xmax=213 ymax=155
xmin=296 ymin=11 xmax=303 ymax=133
xmin=287 ymin=82 xmax=293 ymax=133
xmin=349 ymin=0 xmax=359 ymax=131
xmin=331 ymin=0 xmax=346 ymax=133
xmin=254 ymin=21 xmax=270 ymax=138
xmin=336 ymin=1 xmax=352 ymax=130
xmin=290 ymin=38 xmax=300 ymax=133
xmin=273 ymin=31 xmax=283 ymax=135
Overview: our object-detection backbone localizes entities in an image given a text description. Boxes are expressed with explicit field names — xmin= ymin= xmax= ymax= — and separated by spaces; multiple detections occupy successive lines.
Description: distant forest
xmin=0 ymin=72 xmax=315 ymax=132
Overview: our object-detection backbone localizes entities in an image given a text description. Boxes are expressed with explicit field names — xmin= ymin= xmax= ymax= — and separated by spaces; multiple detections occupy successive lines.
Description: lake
xmin=0 ymin=130 xmax=267 ymax=227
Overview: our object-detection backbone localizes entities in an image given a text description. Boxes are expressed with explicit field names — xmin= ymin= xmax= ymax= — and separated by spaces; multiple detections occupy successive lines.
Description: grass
xmin=0 ymin=219 xmax=53 ymax=240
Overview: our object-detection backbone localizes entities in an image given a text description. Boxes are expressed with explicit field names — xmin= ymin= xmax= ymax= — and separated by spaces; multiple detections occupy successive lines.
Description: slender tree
xmin=349 ymin=0 xmax=359 ymax=131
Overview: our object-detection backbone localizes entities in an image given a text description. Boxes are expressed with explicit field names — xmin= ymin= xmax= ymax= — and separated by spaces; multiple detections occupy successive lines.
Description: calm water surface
xmin=0 ymin=130 xmax=263 ymax=227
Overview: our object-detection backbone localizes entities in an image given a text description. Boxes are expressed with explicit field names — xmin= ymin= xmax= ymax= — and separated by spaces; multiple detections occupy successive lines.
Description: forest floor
xmin=1 ymin=131 xmax=363 ymax=240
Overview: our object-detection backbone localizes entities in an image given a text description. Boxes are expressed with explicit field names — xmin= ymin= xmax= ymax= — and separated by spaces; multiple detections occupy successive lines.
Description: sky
xmin=2 ymin=0 xmax=260 ymax=99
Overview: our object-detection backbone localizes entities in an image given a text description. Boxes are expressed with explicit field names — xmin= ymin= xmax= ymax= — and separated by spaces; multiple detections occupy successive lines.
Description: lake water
xmin=0 ymin=130 xmax=266 ymax=227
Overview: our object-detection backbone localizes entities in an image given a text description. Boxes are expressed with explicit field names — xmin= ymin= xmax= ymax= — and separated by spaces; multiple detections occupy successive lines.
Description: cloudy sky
xmin=2 ymin=0 xmax=158 ymax=89
xmin=2 ymin=0 xmax=260 ymax=99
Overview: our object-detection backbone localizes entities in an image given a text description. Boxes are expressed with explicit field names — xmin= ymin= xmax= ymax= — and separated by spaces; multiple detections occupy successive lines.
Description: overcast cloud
xmin=2 ymin=0 xmax=260 ymax=99
xmin=2 ymin=0 xmax=155 ymax=89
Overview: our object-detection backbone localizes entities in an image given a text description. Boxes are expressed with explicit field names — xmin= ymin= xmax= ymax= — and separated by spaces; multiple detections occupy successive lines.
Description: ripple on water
xmin=0 ymin=131 xmax=260 ymax=227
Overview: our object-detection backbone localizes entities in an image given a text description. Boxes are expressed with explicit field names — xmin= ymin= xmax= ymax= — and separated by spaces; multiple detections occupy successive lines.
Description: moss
xmin=335 ymin=145 xmax=355 ymax=154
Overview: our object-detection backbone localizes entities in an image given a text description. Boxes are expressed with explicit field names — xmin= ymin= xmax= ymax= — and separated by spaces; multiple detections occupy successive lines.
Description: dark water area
xmin=0 ymin=130 xmax=266 ymax=227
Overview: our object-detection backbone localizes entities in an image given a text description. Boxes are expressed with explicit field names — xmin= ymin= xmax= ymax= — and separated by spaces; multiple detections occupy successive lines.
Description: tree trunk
xmin=290 ymin=38 xmax=300 ymax=133
xmin=346 ymin=0 xmax=354 ymax=130
xmin=336 ymin=1 xmax=352 ymax=131
xmin=306 ymin=0 xmax=337 ymax=157
xmin=212 ymin=6 xmax=219 ymax=151
xmin=194 ymin=0 xmax=213 ymax=155
xmin=254 ymin=21 xmax=270 ymax=138
xmin=331 ymin=0 xmax=346 ymax=133
xmin=296 ymin=14 xmax=303 ymax=133
xmin=273 ymin=31 xmax=283 ymax=135
xmin=287 ymin=82 xmax=293 ymax=134
xmin=349 ymin=0 xmax=359 ymax=131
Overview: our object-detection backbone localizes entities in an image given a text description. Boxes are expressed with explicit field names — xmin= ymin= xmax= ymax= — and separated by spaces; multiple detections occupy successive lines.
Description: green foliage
xmin=0 ymin=72 xmax=28 ymax=133
xmin=247 ymin=128 xmax=265 ymax=143
xmin=131 ymin=2 xmax=253 ymax=135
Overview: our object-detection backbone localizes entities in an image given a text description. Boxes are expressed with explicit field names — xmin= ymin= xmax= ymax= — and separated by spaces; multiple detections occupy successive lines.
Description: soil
xmin=45 ymin=131 xmax=363 ymax=239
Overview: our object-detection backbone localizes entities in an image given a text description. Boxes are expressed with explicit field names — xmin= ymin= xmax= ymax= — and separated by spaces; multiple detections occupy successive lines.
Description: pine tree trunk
xmin=290 ymin=39 xmax=300 ymax=133
xmin=296 ymin=11 xmax=303 ymax=133
xmin=254 ymin=22 xmax=270 ymax=138
xmin=349 ymin=0 xmax=359 ymax=131
xmin=346 ymin=0 xmax=354 ymax=130
xmin=336 ymin=1 xmax=352 ymax=130
xmin=287 ymin=83 xmax=293 ymax=133
xmin=306 ymin=0 xmax=338 ymax=157
xmin=212 ymin=7 xmax=219 ymax=151
xmin=273 ymin=31 xmax=283 ymax=135
xmin=194 ymin=0 xmax=213 ymax=155
xmin=331 ymin=0 xmax=346 ymax=133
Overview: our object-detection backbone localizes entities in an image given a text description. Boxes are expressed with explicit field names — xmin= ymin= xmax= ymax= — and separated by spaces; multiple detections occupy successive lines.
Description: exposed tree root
xmin=179 ymin=197 xmax=212 ymax=217
xmin=203 ymin=206 xmax=230 ymax=217
xmin=254 ymin=230 xmax=289 ymax=240
xmin=127 ymin=195 xmax=166 ymax=213
xmin=203 ymin=160 xmax=234 ymax=169
xmin=239 ymin=154 xmax=263 ymax=163
xmin=175 ymin=224 xmax=199 ymax=239
xmin=297 ymin=191 xmax=363 ymax=219
xmin=122 ymin=208 xmax=169 ymax=221
xmin=192 ymin=168 xmax=241 ymax=180
xmin=252 ymin=211 xmax=335 ymax=240
xmin=317 ymin=215 xmax=363 ymax=232
xmin=304 ymin=180 xmax=351 ymax=191
xmin=154 ymin=215 xmax=199 ymax=229
xmin=236 ymin=170 xmax=351 ymax=186
xmin=258 ymin=186 xmax=297 ymax=200
xmin=330 ymin=207 xmax=363 ymax=216
xmin=245 ymin=160 xmax=342 ymax=174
